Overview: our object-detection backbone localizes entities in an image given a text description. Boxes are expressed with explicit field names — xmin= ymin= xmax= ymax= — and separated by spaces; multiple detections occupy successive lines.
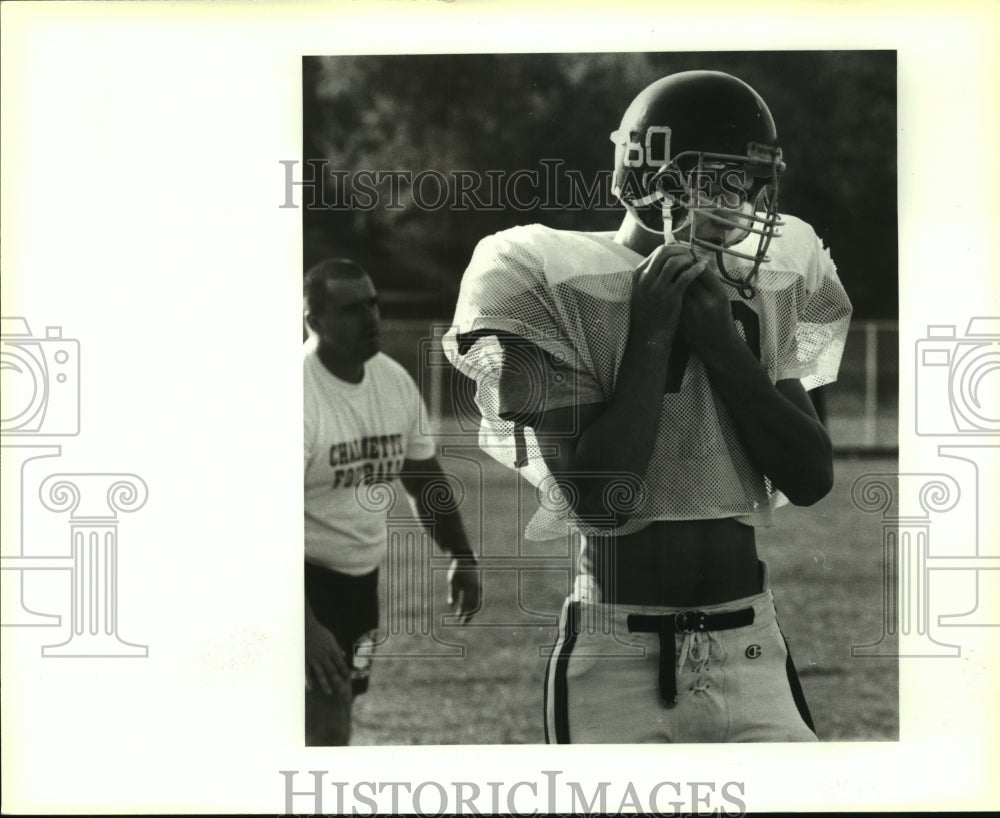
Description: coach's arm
xmin=401 ymin=457 xmax=481 ymax=624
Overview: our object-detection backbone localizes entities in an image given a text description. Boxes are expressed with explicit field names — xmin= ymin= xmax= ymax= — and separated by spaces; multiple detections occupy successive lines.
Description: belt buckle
xmin=675 ymin=609 xmax=702 ymax=634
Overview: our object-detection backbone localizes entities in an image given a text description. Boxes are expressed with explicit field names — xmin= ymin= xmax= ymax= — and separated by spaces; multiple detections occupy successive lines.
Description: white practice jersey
xmin=443 ymin=216 xmax=852 ymax=539
xmin=304 ymin=347 xmax=436 ymax=574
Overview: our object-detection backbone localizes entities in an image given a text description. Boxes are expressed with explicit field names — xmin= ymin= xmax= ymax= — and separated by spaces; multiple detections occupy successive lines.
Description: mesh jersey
xmin=443 ymin=216 xmax=852 ymax=540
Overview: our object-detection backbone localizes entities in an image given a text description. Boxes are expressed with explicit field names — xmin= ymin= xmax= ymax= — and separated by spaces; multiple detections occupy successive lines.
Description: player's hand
xmin=679 ymin=264 xmax=741 ymax=353
xmin=630 ymin=244 xmax=708 ymax=345
xmin=447 ymin=554 xmax=481 ymax=625
xmin=305 ymin=616 xmax=350 ymax=696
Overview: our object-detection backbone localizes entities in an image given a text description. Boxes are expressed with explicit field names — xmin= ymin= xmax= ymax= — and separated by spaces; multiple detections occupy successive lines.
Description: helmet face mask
xmin=610 ymin=71 xmax=786 ymax=298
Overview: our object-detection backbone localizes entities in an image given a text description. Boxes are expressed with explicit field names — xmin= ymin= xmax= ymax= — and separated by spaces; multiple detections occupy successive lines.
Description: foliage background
xmin=302 ymin=51 xmax=897 ymax=319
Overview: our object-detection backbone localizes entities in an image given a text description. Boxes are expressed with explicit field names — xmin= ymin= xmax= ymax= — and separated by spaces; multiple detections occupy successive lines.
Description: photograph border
xmin=1 ymin=1 xmax=997 ymax=814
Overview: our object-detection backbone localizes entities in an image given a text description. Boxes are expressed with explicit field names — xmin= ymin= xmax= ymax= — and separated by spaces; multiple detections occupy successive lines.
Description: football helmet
xmin=610 ymin=70 xmax=785 ymax=298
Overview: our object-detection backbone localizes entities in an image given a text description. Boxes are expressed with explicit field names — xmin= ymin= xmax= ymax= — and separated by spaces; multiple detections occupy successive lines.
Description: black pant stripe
xmin=773 ymin=599 xmax=817 ymax=736
xmin=782 ymin=635 xmax=816 ymax=734
xmin=548 ymin=601 xmax=580 ymax=745
xmin=542 ymin=641 xmax=552 ymax=744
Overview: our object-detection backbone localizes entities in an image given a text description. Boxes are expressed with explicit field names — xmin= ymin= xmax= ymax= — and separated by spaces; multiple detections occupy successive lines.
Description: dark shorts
xmin=305 ymin=561 xmax=379 ymax=695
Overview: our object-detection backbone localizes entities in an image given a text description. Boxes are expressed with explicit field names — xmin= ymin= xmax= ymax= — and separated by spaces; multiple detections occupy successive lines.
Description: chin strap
xmin=716 ymin=250 xmax=757 ymax=300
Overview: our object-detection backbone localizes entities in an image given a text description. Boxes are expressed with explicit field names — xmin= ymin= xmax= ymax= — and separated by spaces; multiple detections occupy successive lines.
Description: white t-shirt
xmin=304 ymin=346 xmax=436 ymax=575
xmin=443 ymin=217 xmax=852 ymax=539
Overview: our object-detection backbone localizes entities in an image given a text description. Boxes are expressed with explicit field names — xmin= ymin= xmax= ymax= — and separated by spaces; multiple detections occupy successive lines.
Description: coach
xmin=303 ymin=258 xmax=481 ymax=746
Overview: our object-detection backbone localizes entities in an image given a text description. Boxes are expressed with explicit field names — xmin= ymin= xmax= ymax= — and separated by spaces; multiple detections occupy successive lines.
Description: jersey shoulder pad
xmin=765 ymin=214 xmax=834 ymax=294
xmin=462 ymin=224 xmax=547 ymax=296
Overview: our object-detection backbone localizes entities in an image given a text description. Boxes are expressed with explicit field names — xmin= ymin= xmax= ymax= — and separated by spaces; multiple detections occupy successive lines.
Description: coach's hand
xmin=447 ymin=553 xmax=481 ymax=625
xmin=679 ymin=264 xmax=741 ymax=354
xmin=305 ymin=609 xmax=350 ymax=696
xmin=631 ymin=244 xmax=707 ymax=345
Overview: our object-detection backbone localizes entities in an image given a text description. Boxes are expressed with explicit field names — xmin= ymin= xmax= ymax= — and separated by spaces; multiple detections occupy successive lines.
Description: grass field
xmin=348 ymin=443 xmax=899 ymax=745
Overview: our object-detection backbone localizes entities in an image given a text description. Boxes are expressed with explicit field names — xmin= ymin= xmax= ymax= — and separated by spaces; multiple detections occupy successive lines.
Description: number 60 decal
xmin=618 ymin=126 xmax=672 ymax=168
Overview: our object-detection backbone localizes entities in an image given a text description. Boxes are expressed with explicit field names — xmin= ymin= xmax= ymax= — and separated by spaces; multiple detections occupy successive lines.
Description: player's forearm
xmin=563 ymin=330 xmax=673 ymax=523
xmin=699 ymin=337 xmax=833 ymax=505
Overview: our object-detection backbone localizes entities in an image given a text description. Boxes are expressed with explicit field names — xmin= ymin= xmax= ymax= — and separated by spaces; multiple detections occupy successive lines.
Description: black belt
xmin=627 ymin=607 xmax=755 ymax=708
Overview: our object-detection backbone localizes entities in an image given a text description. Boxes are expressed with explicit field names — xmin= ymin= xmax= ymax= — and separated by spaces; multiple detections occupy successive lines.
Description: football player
xmin=444 ymin=70 xmax=852 ymax=742
xmin=304 ymin=258 xmax=481 ymax=745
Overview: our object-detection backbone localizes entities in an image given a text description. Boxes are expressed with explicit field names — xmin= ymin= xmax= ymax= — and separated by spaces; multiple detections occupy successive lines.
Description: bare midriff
xmin=583 ymin=517 xmax=761 ymax=606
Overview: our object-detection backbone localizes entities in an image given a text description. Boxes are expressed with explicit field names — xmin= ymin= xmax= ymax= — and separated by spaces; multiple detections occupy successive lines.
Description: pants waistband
xmin=571 ymin=561 xmax=774 ymax=624
xmin=572 ymin=587 xmax=776 ymax=628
